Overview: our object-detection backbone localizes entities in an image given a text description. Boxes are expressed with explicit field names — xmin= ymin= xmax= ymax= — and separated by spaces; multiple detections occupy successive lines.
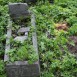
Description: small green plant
xmin=31 ymin=1 xmax=77 ymax=76
xmin=0 ymin=60 xmax=6 ymax=77
xmin=1 ymin=0 xmax=77 ymax=77
xmin=69 ymin=23 xmax=77 ymax=35
xmin=7 ymin=38 xmax=38 ymax=63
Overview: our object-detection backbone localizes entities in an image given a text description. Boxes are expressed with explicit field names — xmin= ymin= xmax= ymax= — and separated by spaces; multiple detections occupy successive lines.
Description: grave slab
xmin=14 ymin=36 xmax=28 ymax=43
xmin=18 ymin=27 xmax=30 ymax=33
xmin=9 ymin=3 xmax=30 ymax=20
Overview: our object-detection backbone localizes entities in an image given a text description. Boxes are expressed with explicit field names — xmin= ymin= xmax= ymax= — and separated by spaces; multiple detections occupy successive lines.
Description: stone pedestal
xmin=6 ymin=61 xmax=40 ymax=77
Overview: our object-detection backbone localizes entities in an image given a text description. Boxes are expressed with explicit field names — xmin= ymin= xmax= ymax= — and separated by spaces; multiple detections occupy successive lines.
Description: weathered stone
xmin=9 ymin=3 xmax=30 ymax=19
xmin=18 ymin=27 xmax=30 ymax=33
xmin=6 ymin=61 xmax=40 ymax=77
xmin=4 ymin=19 xmax=12 ymax=61
xmin=14 ymin=36 xmax=28 ymax=43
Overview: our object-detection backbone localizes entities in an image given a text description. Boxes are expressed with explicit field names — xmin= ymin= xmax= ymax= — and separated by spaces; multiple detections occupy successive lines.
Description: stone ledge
xmin=6 ymin=61 xmax=40 ymax=77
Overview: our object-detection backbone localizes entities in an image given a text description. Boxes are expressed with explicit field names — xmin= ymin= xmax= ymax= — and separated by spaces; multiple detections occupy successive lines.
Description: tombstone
xmin=8 ymin=3 xmax=30 ymax=22
xmin=4 ymin=3 xmax=40 ymax=77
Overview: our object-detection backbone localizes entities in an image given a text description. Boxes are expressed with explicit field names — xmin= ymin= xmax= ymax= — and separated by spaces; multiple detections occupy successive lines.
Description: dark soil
xmin=68 ymin=36 xmax=77 ymax=55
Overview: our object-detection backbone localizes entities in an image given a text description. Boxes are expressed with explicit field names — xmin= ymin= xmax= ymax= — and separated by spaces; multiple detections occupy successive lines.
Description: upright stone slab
xmin=9 ymin=3 xmax=30 ymax=20
xmin=4 ymin=3 xmax=40 ymax=77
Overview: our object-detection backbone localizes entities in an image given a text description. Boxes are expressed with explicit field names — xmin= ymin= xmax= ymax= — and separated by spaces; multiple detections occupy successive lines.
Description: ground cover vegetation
xmin=0 ymin=0 xmax=77 ymax=77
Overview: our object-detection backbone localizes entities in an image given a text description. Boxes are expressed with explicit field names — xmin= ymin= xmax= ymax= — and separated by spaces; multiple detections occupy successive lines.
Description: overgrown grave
xmin=4 ymin=3 xmax=40 ymax=77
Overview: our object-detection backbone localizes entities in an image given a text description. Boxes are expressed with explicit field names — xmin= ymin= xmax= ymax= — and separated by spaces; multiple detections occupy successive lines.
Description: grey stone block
xmin=9 ymin=3 xmax=30 ymax=19
xmin=18 ymin=27 xmax=30 ymax=33
xmin=14 ymin=36 xmax=28 ymax=43
xmin=6 ymin=61 xmax=40 ymax=77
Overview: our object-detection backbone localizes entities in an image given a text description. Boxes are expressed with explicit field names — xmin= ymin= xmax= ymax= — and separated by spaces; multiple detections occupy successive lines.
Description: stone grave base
xmin=6 ymin=61 xmax=40 ymax=77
